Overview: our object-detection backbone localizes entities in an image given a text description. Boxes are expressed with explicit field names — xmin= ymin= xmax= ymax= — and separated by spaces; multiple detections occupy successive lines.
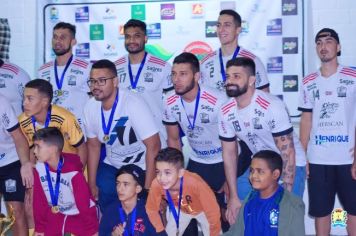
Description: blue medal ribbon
xmin=128 ymin=52 xmax=147 ymax=90
xmin=31 ymin=106 xmax=51 ymax=131
xmin=166 ymin=177 xmax=184 ymax=232
xmin=118 ymin=206 xmax=137 ymax=236
xmin=45 ymin=157 xmax=64 ymax=208
xmin=101 ymin=90 xmax=119 ymax=140
xmin=219 ymin=46 xmax=240 ymax=82
xmin=180 ymin=87 xmax=200 ymax=130
xmin=54 ymin=55 xmax=73 ymax=90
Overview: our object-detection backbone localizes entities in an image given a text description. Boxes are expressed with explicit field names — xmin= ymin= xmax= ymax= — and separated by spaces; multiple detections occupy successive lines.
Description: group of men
xmin=0 ymin=8 xmax=355 ymax=236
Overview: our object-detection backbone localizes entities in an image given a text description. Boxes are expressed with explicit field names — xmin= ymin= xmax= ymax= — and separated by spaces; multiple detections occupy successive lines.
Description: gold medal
xmin=103 ymin=135 xmax=109 ymax=142
xmin=57 ymin=90 xmax=63 ymax=96
xmin=51 ymin=205 xmax=59 ymax=214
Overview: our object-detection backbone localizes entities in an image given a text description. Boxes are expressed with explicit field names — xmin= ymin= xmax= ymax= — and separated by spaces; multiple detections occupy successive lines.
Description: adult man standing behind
xmin=37 ymin=22 xmax=90 ymax=126
xmin=200 ymin=10 xmax=269 ymax=92
xmin=299 ymin=28 xmax=356 ymax=236
xmin=115 ymin=19 xmax=172 ymax=146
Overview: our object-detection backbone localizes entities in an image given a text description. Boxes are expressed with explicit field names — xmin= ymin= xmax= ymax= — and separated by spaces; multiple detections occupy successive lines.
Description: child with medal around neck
xmin=32 ymin=127 xmax=98 ymax=236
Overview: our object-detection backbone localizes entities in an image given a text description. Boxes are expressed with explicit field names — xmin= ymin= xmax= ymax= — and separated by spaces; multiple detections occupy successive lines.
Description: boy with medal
xmin=99 ymin=164 xmax=156 ymax=236
xmin=146 ymin=147 xmax=221 ymax=236
xmin=32 ymin=127 xmax=98 ymax=236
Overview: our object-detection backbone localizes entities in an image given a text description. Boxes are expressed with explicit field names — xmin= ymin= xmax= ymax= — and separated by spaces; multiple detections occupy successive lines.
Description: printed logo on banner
xmin=283 ymin=37 xmax=298 ymax=54
xmin=161 ymin=3 xmax=175 ymax=20
xmin=145 ymin=44 xmax=174 ymax=61
xmin=220 ymin=1 xmax=236 ymax=10
xmin=241 ymin=20 xmax=250 ymax=34
xmin=192 ymin=3 xmax=204 ymax=18
xmin=131 ymin=4 xmax=146 ymax=20
xmin=267 ymin=19 xmax=282 ymax=36
xmin=49 ymin=7 xmax=59 ymax=22
xmin=103 ymin=7 xmax=117 ymax=20
xmin=104 ymin=44 xmax=118 ymax=57
xmin=118 ymin=25 xmax=125 ymax=39
xmin=147 ymin=23 xmax=161 ymax=39
xmin=267 ymin=57 xmax=283 ymax=73
xmin=90 ymin=24 xmax=104 ymax=40
xmin=75 ymin=6 xmax=89 ymax=22
xmin=75 ymin=43 xmax=90 ymax=58
xmin=283 ymin=75 xmax=298 ymax=92
xmin=184 ymin=41 xmax=213 ymax=61
xmin=176 ymin=25 xmax=191 ymax=35
xmin=282 ymin=0 xmax=298 ymax=15
xmin=205 ymin=21 xmax=217 ymax=38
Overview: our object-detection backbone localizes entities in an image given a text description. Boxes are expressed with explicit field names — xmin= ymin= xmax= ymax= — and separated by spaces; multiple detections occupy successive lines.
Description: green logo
xmin=90 ymin=24 xmax=104 ymax=40
xmin=131 ymin=4 xmax=146 ymax=20
xmin=145 ymin=44 xmax=174 ymax=61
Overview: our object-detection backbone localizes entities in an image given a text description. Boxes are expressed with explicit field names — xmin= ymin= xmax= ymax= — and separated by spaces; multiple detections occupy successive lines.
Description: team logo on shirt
xmin=68 ymin=75 xmax=76 ymax=86
xmin=320 ymin=102 xmax=339 ymax=119
xmin=337 ymin=86 xmax=347 ymax=97
xmin=199 ymin=113 xmax=210 ymax=123
xmin=269 ymin=209 xmax=279 ymax=227
xmin=232 ymin=120 xmax=241 ymax=132
xmin=144 ymin=72 xmax=154 ymax=82
xmin=339 ymin=79 xmax=354 ymax=86
xmin=252 ymin=117 xmax=262 ymax=129
xmin=254 ymin=109 xmax=264 ymax=117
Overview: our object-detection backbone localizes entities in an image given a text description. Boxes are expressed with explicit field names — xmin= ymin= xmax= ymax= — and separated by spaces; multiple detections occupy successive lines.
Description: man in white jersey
xmin=0 ymin=59 xmax=30 ymax=116
xmin=115 ymin=19 xmax=172 ymax=146
xmin=0 ymin=94 xmax=33 ymax=235
xmin=218 ymin=57 xmax=306 ymax=225
xmin=163 ymin=52 xmax=229 ymax=231
xmin=200 ymin=9 xmax=269 ymax=92
xmin=84 ymin=59 xmax=160 ymax=211
xmin=299 ymin=28 xmax=356 ymax=235
xmin=37 ymin=22 xmax=90 ymax=127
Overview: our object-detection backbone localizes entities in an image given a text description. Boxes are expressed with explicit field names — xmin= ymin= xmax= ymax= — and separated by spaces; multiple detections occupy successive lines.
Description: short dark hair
xmin=53 ymin=22 xmax=76 ymax=37
xmin=252 ymin=150 xmax=283 ymax=176
xmin=173 ymin=52 xmax=200 ymax=74
xmin=155 ymin=147 xmax=184 ymax=169
xmin=219 ymin=9 xmax=242 ymax=27
xmin=226 ymin=57 xmax=256 ymax=76
xmin=91 ymin=59 xmax=117 ymax=77
xmin=124 ymin=19 xmax=147 ymax=35
xmin=33 ymin=127 xmax=64 ymax=151
xmin=25 ymin=79 xmax=53 ymax=103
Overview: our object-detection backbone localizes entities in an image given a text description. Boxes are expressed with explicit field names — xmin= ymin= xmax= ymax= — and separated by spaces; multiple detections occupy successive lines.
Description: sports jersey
xmin=83 ymin=89 xmax=159 ymax=170
xmin=163 ymin=86 xmax=227 ymax=164
xmin=37 ymin=56 xmax=90 ymax=125
xmin=0 ymin=61 xmax=30 ymax=116
xmin=200 ymin=47 xmax=269 ymax=91
xmin=298 ymin=65 xmax=356 ymax=165
xmin=18 ymin=105 xmax=84 ymax=154
xmin=219 ymin=90 xmax=306 ymax=166
xmin=0 ymin=95 xmax=21 ymax=167
xmin=115 ymin=53 xmax=172 ymax=143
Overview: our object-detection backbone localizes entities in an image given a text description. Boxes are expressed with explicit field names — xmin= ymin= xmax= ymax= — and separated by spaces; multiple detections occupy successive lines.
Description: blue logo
xmin=147 ymin=23 xmax=161 ymax=39
xmin=75 ymin=43 xmax=90 ymax=58
xmin=269 ymin=209 xmax=279 ymax=227
xmin=267 ymin=57 xmax=283 ymax=73
xmin=75 ymin=6 xmax=89 ymax=22
xmin=267 ymin=18 xmax=282 ymax=35
xmin=315 ymin=135 xmax=349 ymax=145
xmin=49 ymin=7 xmax=59 ymax=22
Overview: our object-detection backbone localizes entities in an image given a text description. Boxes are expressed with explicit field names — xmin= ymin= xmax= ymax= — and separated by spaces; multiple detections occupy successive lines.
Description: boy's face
xmin=23 ymin=88 xmax=49 ymax=117
xmin=116 ymin=173 xmax=141 ymax=202
xmin=33 ymin=140 xmax=57 ymax=163
xmin=249 ymin=158 xmax=280 ymax=191
xmin=155 ymin=162 xmax=184 ymax=190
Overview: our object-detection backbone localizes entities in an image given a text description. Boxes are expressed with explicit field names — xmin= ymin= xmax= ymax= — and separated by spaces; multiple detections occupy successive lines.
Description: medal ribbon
xmin=45 ymin=157 xmax=64 ymax=208
xmin=54 ymin=55 xmax=73 ymax=90
xmin=166 ymin=177 xmax=184 ymax=232
xmin=118 ymin=206 xmax=137 ymax=236
xmin=180 ymin=87 xmax=200 ymax=130
xmin=101 ymin=90 xmax=119 ymax=139
xmin=219 ymin=46 xmax=240 ymax=82
xmin=128 ymin=52 xmax=147 ymax=90
xmin=31 ymin=106 xmax=51 ymax=131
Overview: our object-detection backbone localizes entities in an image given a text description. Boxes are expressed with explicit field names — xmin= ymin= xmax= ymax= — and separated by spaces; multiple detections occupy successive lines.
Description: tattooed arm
xmin=273 ymin=132 xmax=296 ymax=191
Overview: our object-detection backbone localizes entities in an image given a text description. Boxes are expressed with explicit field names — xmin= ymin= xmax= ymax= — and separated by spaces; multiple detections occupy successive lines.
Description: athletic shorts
xmin=0 ymin=161 xmax=25 ymax=202
xmin=308 ymin=164 xmax=356 ymax=217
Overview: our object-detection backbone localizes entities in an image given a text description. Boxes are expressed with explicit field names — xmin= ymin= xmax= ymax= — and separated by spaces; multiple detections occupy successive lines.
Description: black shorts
xmin=308 ymin=164 xmax=356 ymax=217
xmin=0 ymin=161 xmax=25 ymax=202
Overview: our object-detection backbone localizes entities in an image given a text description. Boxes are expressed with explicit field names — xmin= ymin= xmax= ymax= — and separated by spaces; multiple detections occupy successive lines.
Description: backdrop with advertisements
xmin=39 ymin=0 xmax=302 ymax=116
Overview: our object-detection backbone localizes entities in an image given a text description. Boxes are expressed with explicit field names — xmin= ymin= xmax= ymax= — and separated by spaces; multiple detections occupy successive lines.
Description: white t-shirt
xmin=163 ymin=86 xmax=228 ymax=164
xmin=37 ymin=56 xmax=90 ymax=126
xmin=0 ymin=95 xmax=20 ymax=167
xmin=219 ymin=90 xmax=306 ymax=166
xmin=83 ymin=89 xmax=159 ymax=170
xmin=0 ymin=62 xmax=30 ymax=116
xmin=115 ymin=53 xmax=172 ymax=144
xmin=200 ymin=47 xmax=269 ymax=91
xmin=298 ymin=65 xmax=356 ymax=165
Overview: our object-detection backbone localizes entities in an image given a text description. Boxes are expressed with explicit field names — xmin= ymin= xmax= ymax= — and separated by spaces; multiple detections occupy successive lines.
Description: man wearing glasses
xmin=83 ymin=59 xmax=161 ymax=211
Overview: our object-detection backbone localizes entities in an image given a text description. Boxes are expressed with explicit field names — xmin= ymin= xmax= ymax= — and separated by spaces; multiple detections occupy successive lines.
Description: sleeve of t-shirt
xmin=270 ymin=99 xmax=294 ymax=137
xmin=162 ymin=94 xmax=178 ymax=125
xmin=61 ymin=112 xmax=85 ymax=147
xmin=162 ymin=62 xmax=173 ymax=91
xmin=83 ymin=100 xmax=97 ymax=139
xmin=254 ymin=56 xmax=269 ymax=90
xmin=33 ymin=169 xmax=50 ymax=233
xmin=297 ymin=83 xmax=313 ymax=112
xmin=145 ymin=180 xmax=165 ymax=233
xmin=199 ymin=60 xmax=209 ymax=85
xmin=218 ymin=107 xmax=237 ymax=142
xmin=80 ymin=63 xmax=91 ymax=93
xmin=1 ymin=97 xmax=19 ymax=132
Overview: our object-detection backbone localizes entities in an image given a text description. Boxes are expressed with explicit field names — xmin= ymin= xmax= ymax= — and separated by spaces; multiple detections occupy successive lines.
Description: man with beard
xmin=83 ymin=59 xmax=160 ymax=211
xmin=299 ymin=28 xmax=356 ymax=235
xmin=37 ymin=22 xmax=90 ymax=128
xmin=115 ymin=19 xmax=172 ymax=147
xmin=218 ymin=57 xmax=306 ymax=225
